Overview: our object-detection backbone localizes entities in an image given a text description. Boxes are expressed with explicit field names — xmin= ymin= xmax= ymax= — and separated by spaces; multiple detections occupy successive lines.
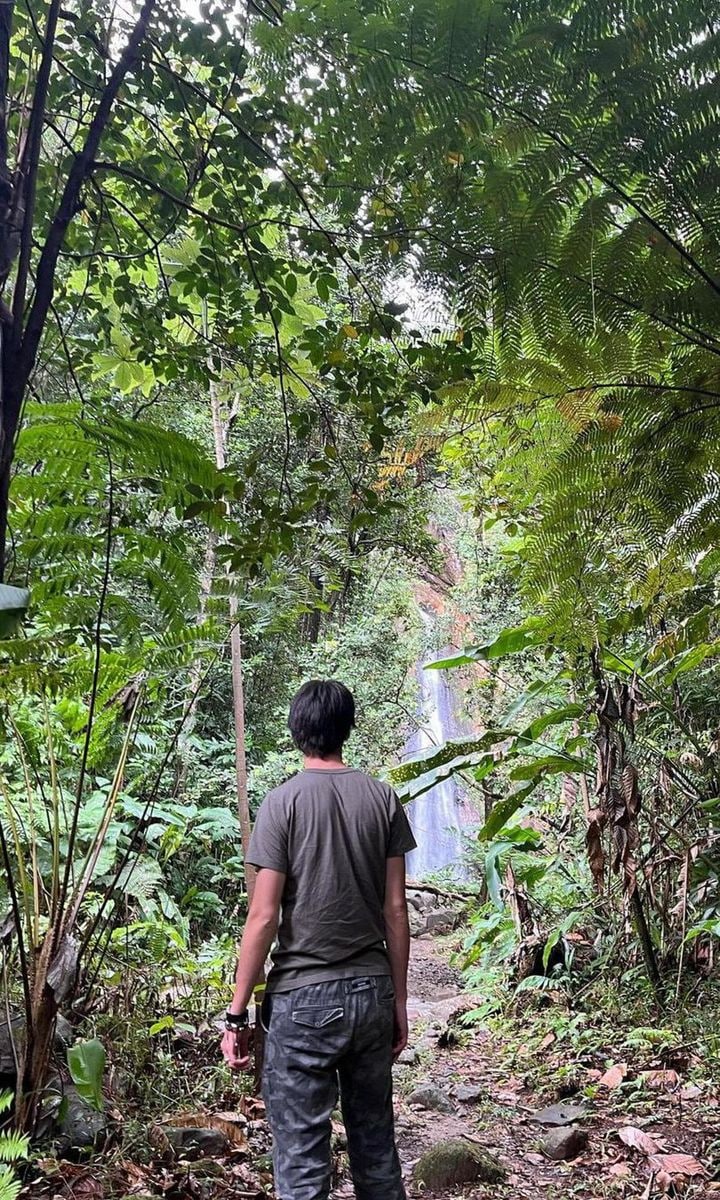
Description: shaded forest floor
xmin=372 ymin=938 xmax=720 ymax=1200
xmin=27 ymin=935 xmax=720 ymax=1199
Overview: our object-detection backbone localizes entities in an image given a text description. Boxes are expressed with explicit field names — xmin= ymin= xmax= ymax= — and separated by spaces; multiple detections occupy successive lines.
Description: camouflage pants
xmin=262 ymin=976 xmax=406 ymax=1200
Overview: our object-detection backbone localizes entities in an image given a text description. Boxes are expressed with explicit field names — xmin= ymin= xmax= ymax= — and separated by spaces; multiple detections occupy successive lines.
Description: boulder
xmin=406 ymin=890 xmax=426 ymax=912
xmin=0 ymin=1013 xmax=75 ymax=1082
xmin=541 ymin=1126 xmax=588 ymax=1161
xmin=165 ymin=1126 xmax=231 ymax=1159
xmin=55 ymin=1014 xmax=75 ymax=1048
xmin=45 ymin=1083 xmax=109 ymax=1153
xmin=454 ymin=1082 xmax=484 ymax=1104
xmin=407 ymin=1084 xmax=453 ymax=1114
xmin=413 ymin=1139 xmax=506 ymax=1188
xmin=408 ymin=908 xmax=427 ymax=938
xmin=425 ymin=907 xmax=460 ymax=934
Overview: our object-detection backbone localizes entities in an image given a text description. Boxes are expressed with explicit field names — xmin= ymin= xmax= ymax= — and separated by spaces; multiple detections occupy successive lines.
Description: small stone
xmin=407 ymin=1084 xmax=453 ymax=1114
xmin=455 ymin=1083 xmax=484 ymax=1103
xmin=397 ymin=1047 xmax=418 ymax=1066
xmin=531 ymin=1101 xmax=587 ymax=1127
xmin=541 ymin=1126 xmax=588 ymax=1161
xmin=165 ymin=1126 xmax=231 ymax=1159
xmin=413 ymin=1138 xmax=507 ymax=1188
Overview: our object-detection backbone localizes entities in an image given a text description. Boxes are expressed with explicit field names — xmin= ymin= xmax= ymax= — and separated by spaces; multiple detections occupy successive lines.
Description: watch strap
xmin=225 ymin=1008 xmax=249 ymax=1030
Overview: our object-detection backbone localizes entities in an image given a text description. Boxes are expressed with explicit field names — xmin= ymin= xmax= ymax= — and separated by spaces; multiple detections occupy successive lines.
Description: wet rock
xmin=165 ymin=1126 xmax=231 ymax=1159
xmin=48 ymin=1084 xmax=109 ymax=1153
xmin=541 ymin=1125 xmax=588 ymax=1161
xmin=413 ymin=1138 xmax=507 ymax=1188
xmin=454 ymin=1082 xmax=484 ymax=1103
xmin=55 ymin=1014 xmax=75 ymax=1048
xmin=531 ymin=1101 xmax=587 ymax=1127
xmin=407 ymin=1084 xmax=453 ymax=1114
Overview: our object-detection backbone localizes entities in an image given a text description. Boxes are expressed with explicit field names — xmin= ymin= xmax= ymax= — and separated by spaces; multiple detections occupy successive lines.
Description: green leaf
xmin=114 ymin=361 xmax=133 ymax=392
xmin=67 ymin=1039 xmax=106 ymax=1111
xmin=428 ymin=619 xmax=547 ymax=668
xmin=509 ymin=754 xmax=587 ymax=780
xmin=149 ymin=1015 xmax=175 ymax=1036
xmin=477 ymin=782 xmax=538 ymax=841
xmin=485 ymin=850 xmax=503 ymax=909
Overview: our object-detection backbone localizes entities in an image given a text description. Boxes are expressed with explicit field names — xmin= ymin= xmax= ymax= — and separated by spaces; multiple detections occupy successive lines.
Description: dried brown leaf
xmin=160 ymin=1111 xmax=247 ymax=1147
xmin=599 ymin=1063 xmax=627 ymax=1089
xmin=618 ymin=1126 xmax=661 ymax=1155
xmin=648 ymin=1153 xmax=706 ymax=1178
xmin=586 ymin=808 xmax=606 ymax=890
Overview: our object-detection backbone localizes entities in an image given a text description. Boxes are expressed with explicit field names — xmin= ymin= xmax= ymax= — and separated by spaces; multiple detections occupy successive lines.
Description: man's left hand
xmin=222 ymin=1026 xmax=251 ymax=1071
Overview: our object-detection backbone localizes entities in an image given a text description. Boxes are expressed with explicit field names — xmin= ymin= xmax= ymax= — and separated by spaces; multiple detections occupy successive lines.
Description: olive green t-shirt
xmin=247 ymin=766 xmax=417 ymax=993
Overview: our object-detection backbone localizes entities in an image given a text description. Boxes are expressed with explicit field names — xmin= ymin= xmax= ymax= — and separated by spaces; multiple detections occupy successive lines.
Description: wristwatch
xmin=225 ymin=1009 xmax=249 ymax=1031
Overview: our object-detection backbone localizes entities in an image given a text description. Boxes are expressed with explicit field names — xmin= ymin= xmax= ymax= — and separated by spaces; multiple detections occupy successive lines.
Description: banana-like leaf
xmin=67 ymin=1039 xmax=106 ymax=1111
xmin=390 ymin=730 xmax=515 ymax=799
xmin=477 ymin=782 xmax=539 ymax=842
xmin=427 ymin=619 xmax=547 ymax=669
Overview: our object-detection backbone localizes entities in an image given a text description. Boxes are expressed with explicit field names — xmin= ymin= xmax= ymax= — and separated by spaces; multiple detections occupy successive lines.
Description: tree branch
xmin=17 ymin=0 xmax=157 ymax=390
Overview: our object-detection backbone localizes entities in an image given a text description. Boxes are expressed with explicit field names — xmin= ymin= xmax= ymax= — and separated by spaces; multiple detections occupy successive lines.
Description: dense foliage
xmin=2 ymin=0 xmax=720 ymax=1159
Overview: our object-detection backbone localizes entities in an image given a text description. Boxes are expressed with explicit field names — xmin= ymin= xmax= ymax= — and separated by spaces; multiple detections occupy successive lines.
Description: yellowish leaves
xmin=446 ymin=151 xmax=465 ymax=166
xmin=340 ymin=324 xmax=358 ymax=339
xmin=596 ymin=412 xmax=623 ymax=433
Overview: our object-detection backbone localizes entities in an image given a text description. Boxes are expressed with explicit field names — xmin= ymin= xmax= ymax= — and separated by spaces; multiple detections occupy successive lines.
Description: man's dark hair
xmin=288 ymin=679 xmax=356 ymax=758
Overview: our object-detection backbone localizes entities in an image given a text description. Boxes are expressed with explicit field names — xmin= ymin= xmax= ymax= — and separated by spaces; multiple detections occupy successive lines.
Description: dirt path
xmin=332 ymin=937 xmax=719 ymax=1200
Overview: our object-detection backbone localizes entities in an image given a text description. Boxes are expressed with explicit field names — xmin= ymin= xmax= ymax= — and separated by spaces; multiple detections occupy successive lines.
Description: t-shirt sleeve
xmin=247 ymin=794 xmax=289 ymax=873
xmin=387 ymin=790 xmax=417 ymax=857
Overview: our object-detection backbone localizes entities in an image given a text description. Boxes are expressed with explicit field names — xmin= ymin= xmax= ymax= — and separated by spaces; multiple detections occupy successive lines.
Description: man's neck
xmin=303 ymin=754 xmax=346 ymax=770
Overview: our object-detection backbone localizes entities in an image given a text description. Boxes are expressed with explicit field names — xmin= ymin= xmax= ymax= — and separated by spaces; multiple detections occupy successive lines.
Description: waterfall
xmin=403 ymin=610 xmax=476 ymax=880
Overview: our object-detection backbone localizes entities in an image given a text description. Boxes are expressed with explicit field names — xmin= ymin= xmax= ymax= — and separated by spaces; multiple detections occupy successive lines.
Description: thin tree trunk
xmin=207 ymin=381 xmax=253 ymax=898
xmin=175 ymin=528 xmax=218 ymax=793
xmin=206 ymin=373 xmax=264 ymax=1087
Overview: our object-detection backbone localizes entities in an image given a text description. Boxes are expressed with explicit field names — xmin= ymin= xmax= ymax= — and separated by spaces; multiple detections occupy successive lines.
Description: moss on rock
xmin=412 ymin=1138 xmax=506 ymax=1189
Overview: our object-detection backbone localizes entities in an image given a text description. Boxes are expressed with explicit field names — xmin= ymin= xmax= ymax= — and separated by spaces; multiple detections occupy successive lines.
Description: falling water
xmin=403 ymin=610 xmax=477 ymax=880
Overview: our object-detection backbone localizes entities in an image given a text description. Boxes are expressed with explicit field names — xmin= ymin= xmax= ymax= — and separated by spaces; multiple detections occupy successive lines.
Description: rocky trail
xmin=24 ymin=930 xmax=720 ymax=1199
xmin=333 ymin=937 xmax=720 ymax=1200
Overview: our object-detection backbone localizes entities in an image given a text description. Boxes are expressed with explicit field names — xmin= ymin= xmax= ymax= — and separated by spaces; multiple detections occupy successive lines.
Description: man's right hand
xmin=222 ymin=1026 xmax=251 ymax=1071
xmin=392 ymin=999 xmax=408 ymax=1060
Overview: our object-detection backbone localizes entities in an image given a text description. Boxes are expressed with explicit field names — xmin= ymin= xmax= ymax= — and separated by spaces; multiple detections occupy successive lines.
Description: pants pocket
xmin=291 ymin=1005 xmax=345 ymax=1029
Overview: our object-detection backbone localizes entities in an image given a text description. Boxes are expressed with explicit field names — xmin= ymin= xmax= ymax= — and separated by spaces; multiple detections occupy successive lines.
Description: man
xmin=221 ymin=678 xmax=416 ymax=1200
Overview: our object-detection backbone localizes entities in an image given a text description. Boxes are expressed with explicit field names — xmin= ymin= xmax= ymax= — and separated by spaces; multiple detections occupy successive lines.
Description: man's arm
xmin=384 ymin=855 xmax=410 ymax=1059
xmin=222 ymin=867 xmax=285 ymax=1069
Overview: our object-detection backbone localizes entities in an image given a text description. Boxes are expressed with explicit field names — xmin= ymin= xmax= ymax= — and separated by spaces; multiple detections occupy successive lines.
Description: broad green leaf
xmin=67 ymin=1039 xmax=106 ymax=1111
xmin=477 ymin=782 xmax=538 ymax=842
xmin=428 ymin=619 xmax=548 ymax=669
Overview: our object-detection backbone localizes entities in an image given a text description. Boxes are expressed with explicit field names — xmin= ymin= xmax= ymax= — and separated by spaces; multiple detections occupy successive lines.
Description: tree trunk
xmin=175 ymin=528 xmax=218 ymax=793
xmin=206 ymin=379 xmax=264 ymax=1087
